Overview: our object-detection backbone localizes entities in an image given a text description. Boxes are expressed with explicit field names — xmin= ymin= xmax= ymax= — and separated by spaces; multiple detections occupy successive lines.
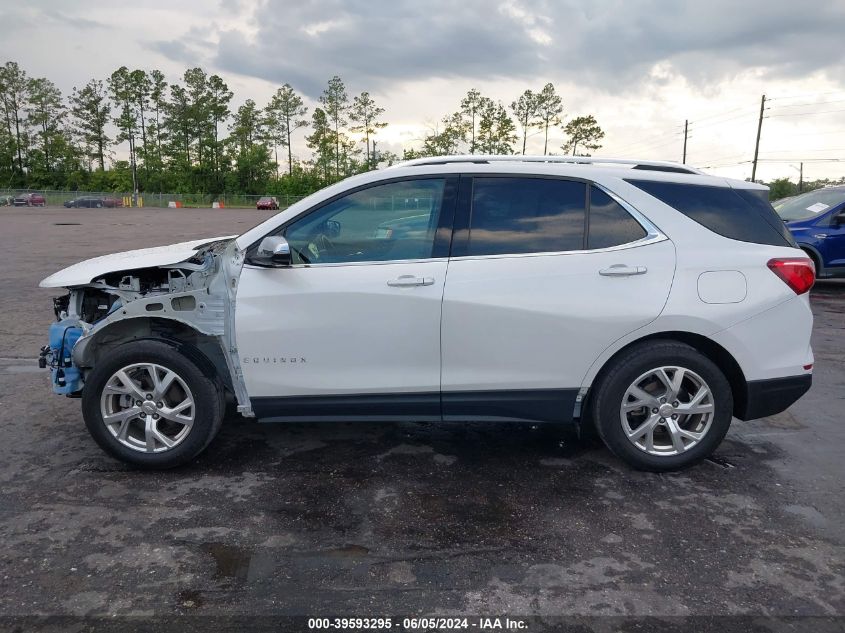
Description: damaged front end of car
xmin=38 ymin=237 xmax=253 ymax=416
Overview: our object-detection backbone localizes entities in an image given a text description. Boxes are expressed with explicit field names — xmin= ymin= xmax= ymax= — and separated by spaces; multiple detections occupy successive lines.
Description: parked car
xmin=0 ymin=195 xmax=12 ymax=206
xmin=775 ymin=186 xmax=845 ymax=278
xmin=38 ymin=155 xmax=814 ymax=471
xmin=14 ymin=192 xmax=46 ymax=207
xmin=256 ymin=196 xmax=279 ymax=210
xmin=101 ymin=196 xmax=124 ymax=208
xmin=64 ymin=196 xmax=104 ymax=208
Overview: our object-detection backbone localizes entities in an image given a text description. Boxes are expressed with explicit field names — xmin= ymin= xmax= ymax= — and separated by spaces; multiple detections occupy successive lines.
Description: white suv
xmin=39 ymin=156 xmax=815 ymax=471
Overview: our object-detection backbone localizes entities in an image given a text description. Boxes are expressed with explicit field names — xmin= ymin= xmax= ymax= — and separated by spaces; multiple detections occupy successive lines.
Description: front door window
xmin=284 ymin=179 xmax=446 ymax=264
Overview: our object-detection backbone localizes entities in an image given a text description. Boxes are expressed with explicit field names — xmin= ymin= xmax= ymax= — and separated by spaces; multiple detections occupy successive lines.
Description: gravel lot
xmin=0 ymin=206 xmax=843 ymax=627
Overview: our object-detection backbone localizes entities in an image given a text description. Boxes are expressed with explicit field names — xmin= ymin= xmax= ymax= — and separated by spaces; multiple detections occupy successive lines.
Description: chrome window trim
xmin=593 ymin=182 xmax=664 ymax=241
xmin=241 ymin=180 xmax=668 ymax=268
xmin=243 ymin=257 xmax=450 ymax=270
xmin=445 ymin=234 xmax=668 ymax=262
xmin=451 ymin=181 xmax=667 ymax=261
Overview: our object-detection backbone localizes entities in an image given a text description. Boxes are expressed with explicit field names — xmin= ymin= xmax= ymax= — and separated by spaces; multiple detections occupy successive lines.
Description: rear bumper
xmin=736 ymin=374 xmax=812 ymax=420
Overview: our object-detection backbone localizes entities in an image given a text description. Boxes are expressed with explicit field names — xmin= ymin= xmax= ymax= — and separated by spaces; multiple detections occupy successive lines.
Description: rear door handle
xmin=599 ymin=264 xmax=647 ymax=277
xmin=387 ymin=275 xmax=434 ymax=287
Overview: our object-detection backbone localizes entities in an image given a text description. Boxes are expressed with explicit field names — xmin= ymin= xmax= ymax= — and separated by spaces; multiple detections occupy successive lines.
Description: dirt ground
xmin=0 ymin=206 xmax=843 ymax=629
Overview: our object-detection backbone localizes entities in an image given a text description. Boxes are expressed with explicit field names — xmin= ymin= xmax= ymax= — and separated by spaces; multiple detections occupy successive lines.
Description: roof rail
xmin=391 ymin=155 xmax=704 ymax=175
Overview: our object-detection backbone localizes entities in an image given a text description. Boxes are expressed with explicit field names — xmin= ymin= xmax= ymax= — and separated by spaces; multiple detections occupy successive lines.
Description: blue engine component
xmin=47 ymin=318 xmax=84 ymax=394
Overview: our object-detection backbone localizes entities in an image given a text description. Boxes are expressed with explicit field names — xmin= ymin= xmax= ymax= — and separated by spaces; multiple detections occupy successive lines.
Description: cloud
xmin=0 ymin=5 xmax=106 ymax=31
xmin=146 ymin=0 xmax=845 ymax=97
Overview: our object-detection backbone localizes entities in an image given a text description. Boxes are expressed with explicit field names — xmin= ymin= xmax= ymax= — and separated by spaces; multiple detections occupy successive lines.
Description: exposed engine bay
xmin=39 ymin=238 xmax=250 ymax=413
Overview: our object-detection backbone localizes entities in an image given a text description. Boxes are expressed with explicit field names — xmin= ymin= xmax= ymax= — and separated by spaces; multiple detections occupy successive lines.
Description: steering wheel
xmin=306 ymin=233 xmax=336 ymax=261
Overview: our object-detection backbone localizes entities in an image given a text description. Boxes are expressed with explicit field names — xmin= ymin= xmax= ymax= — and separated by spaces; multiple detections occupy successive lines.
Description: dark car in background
xmin=13 ymin=193 xmax=46 ymax=207
xmin=776 ymin=185 xmax=845 ymax=278
xmin=64 ymin=196 xmax=104 ymax=208
xmin=256 ymin=196 xmax=279 ymax=210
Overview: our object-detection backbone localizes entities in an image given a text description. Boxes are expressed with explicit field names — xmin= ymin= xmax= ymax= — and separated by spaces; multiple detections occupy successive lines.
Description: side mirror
xmin=255 ymin=235 xmax=292 ymax=267
xmin=835 ymin=211 xmax=845 ymax=226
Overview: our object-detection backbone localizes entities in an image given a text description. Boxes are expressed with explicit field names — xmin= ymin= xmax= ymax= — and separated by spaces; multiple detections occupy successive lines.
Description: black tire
xmin=591 ymin=340 xmax=733 ymax=472
xmin=81 ymin=340 xmax=223 ymax=469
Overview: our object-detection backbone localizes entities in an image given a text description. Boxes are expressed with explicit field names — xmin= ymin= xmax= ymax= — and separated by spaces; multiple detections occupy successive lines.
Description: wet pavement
xmin=0 ymin=207 xmax=843 ymax=625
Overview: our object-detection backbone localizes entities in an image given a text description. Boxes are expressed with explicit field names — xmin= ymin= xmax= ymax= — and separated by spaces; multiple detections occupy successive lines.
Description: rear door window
xmin=465 ymin=177 xmax=586 ymax=256
xmin=626 ymin=179 xmax=794 ymax=247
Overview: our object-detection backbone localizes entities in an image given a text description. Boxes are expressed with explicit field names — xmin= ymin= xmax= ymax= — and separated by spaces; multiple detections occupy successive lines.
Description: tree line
xmin=0 ymin=61 xmax=606 ymax=196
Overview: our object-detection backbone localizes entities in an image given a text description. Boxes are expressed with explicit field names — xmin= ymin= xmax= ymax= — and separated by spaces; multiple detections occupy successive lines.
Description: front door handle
xmin=599 ymin=264 xmax=647 ymax=277
xmin=387 ymin=275 xmax=434 ymax=287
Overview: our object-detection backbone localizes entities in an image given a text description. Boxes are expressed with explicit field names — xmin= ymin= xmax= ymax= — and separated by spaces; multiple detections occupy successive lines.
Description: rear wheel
xmin=81 ymin=341 xmax=223 ymax=468
xmin=591 ymin=341 xmax=733 ymax=472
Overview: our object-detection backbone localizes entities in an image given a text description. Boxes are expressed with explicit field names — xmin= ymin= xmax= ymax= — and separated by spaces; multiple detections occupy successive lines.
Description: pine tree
xmin=69 ymin=79 xmax=110 ymax=171
xmin=562 ymin=115 xmax=605 ymax=156
xmin=0 ymin=62 xmax=30 ymax=175
xmin=319 ymin=76 xmax=349 ymax=178
xmin=265 ymin=84 xmax=308 ymax=176
xmin=510 ymin=89 xmax=539 ymax=155
xmin=477 ymin=101 xmax=516 ymax=154
xmin=535 ymin=83 xmax=563 ymax=155
xmin=26 ymin=77 xmax=65 ymax=174
xmin=350 ymin=91 xmax=387 ymax=170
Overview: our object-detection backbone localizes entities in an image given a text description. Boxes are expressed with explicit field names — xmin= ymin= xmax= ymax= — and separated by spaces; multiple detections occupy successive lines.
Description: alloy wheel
xmin=100 ymin=363 xmax=195 ymax=453
xmin=619 ymin=366 xmax=715 ymax=456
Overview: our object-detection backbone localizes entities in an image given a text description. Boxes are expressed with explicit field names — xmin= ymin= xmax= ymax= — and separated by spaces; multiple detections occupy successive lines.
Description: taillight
xmin=767 ymin=257 xmax=815 ymax=294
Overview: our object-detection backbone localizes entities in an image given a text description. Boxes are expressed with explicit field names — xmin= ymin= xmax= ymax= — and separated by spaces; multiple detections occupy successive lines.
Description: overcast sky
xmin=3 ymin=0 xmax=845 ymax=181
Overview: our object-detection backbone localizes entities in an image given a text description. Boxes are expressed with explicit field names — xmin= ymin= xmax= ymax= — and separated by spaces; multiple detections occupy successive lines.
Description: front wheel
xmin=81 ymin=341 xmax=223 ymax=468
xmin=591 ymin=341 xmax=733 ymax=472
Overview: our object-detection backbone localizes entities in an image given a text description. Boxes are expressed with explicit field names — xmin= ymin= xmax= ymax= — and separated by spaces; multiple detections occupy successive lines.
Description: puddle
xmin=201 ymin=542 xmax=253 ymax=582
xmin=198 ymin=541 xmax=373 ymax=585
xmin=324 ymin=544 xmax=370 ymax=558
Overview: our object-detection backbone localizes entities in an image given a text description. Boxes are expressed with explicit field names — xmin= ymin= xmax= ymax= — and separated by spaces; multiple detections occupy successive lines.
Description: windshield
xmin=774 ymin=188 xmax=845 ymax=221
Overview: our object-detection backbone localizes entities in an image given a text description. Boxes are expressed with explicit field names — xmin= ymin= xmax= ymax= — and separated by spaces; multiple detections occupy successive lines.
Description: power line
xmin=614 ymin=136 xmax=685 ymax=157
xmin=767 ymin=90 xmax=845 ymax=102
xmin=758 ymin=147 xmax=845 ymax=153
xmin=768 ymin=98 xmax=845 ymax=110
xmin=699 ymin=161 xmax=752 ymax=169
xmin=602 ymin=130 xmax=681 ymax=154
xmin=757 ymin=158 xmax=843 ymax=163
xmin=691 ymin=152 xmax=750 ymax=164
xmin=687 ymin=111 xmax=758 ymax=131
xmin=766 ymin=128 xmax=845 ymax=136
xmin=766 ymin=108 xmax=845 ymax=118
xmin=686 ymin=105 xmax=748 ymax=123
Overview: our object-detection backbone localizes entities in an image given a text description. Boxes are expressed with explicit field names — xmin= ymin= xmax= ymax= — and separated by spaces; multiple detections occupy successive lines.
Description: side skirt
xmin=251 ymin=389 xmax=578 ymax=424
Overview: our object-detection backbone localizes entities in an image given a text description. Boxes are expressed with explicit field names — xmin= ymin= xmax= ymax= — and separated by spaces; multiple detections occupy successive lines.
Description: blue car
xmin=775 ymin=186 xmax=845 ymax=278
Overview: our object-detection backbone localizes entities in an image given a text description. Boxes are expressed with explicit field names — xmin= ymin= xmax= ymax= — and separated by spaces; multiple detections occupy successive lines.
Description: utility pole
xmin=682 ymin=119 xmax=688 ymax=164
xmin=751 ymin=94 xmax=765 ymax=182
xmin=799 ymin=162 xmax=803 ymax=192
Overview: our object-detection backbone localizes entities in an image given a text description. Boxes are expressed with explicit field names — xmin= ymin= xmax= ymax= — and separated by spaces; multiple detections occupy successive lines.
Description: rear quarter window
xmin=588 ymin=186 xmax=647 ymax=249
xmin=625 ymin=180 xmax=795 ymax=247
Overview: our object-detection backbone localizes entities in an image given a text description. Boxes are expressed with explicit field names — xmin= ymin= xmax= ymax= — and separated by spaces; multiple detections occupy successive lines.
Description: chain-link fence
xmin=0 ymin=189 xmax=307 ymax=209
